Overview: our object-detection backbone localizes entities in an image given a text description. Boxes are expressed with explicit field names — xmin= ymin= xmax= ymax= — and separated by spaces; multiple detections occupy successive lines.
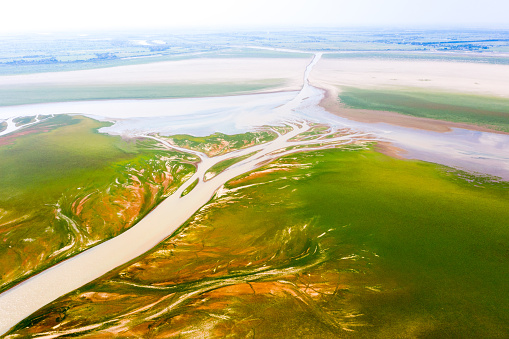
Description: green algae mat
xmin=339 ymin=87 xmax=509 ymax=132
xmin=8 ymin=145 xmax=509 ymax=338
xmin=0 ymin=115 xmax=196 ymax=292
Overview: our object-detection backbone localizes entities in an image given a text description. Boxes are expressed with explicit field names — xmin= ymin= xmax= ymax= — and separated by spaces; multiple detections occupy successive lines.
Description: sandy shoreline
xmin=309 ymin=57 xmax=509 ymax=136
xmin=0 ymin=91 xmax=299 ymax=137
xmin=0 ymin=58 xmax=311 ymax=92
xmin=3 ymin=56 xmax=508 ymax=137
xmin=315 ymin=83 xmax=509 ymax=135
xmin=310 ymin=58 xmax=509 ymax=98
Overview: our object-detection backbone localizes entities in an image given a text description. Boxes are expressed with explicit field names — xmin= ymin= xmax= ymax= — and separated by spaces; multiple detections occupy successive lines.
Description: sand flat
xmin=310 ymin=58 xmax=509 ymax=134
xmin=310 ymin=58 xmax=509 ymax=97
xmin=316 ymin=83 xmax=509 ymax=135
xmin=0 ymin=58 xmax=311 ymax=92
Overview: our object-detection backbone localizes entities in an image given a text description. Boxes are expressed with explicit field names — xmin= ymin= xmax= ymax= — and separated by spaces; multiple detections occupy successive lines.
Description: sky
xmin=1 ymin=0 xmax=509 ymax=33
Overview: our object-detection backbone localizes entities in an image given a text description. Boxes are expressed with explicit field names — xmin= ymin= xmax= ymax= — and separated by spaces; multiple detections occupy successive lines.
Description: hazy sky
xmin=2 ymin=0 xmax=509 ymax=33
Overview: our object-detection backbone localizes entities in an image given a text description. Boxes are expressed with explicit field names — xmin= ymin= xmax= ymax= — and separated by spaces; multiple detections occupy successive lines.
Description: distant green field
xmin=338 ymin=87 xmax=509 ymax=132
xmin=323 ymin=52 xmax=509 ymax=65
xmin=12 ymin=146 xmax=509 ymax=338
xmin=0 ymin=48 xmax=308 ymax=76
xmin=0 ymin=81 xmax=285 ymax=106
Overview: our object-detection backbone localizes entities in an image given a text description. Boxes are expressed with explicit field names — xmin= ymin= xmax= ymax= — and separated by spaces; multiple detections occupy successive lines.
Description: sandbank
xmin=0 ymin=58 xmax=311 ymax=92
xmin=310 ymin=58 xmax=509 ymax=134
xmin=310 ymin=58 xmax=509 ymax=98
xmin=317 ymin=83 xmax=509 ymax=135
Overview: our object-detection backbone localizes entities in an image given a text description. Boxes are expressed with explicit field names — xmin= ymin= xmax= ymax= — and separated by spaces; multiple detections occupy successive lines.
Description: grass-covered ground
xmin=338 ymin=87 xmax=509 ymax=132
xmin=168 ymin=130 xmax=277 ymax=157
xmin=204 ymin=151 xmax=259 ymax=180
xmin=10 ymin=145 xmax=509 ymax=338
xmin=0 ymin=115 xmax=196 ymax=292
xmin=0 ymin=80 xmax=285 ymax=106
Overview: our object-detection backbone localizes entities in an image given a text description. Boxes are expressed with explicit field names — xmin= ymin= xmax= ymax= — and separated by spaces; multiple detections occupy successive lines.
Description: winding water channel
xmin=0 ymin=54 xmax=373 ymax=334
xmin=0 ymin=52 xmax=508 ymax=334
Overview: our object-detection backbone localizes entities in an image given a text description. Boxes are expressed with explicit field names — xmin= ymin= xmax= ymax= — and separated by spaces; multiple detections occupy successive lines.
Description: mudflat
xmin=310 ymin=58 xmax=509 ymax=134
xmin=310 ymin=58 xmax=509 ymax=97
xmin=0 ymin=58 xmax=311 ymax=91
xmin=318 ymin=84 xmax=509 ymax=134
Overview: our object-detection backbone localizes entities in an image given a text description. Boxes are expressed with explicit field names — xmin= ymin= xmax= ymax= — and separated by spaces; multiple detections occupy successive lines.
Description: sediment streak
xmin=0 ymin=53 xmax=375 ymax=335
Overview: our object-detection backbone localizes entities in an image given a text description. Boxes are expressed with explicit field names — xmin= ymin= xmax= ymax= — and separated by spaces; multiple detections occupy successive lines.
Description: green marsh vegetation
xmin=168 ymin=130 xmax=277 ymax=157
xmin=180 ymin=178 xmax=199 ymax=197
xmin=204 ymin=151 xmax=259 ymax=181
xmin=339 ymin=87 xmax=509 ymax=132
xmin=0 ymin=115 xmax=196 ymax=292
xmin=0 ymin=121 xmax=6 ymax=133
xmin=12 ymin=116 xmax=36 ymax=126
xmin=10 ymin=144 xmax=509 ymax=338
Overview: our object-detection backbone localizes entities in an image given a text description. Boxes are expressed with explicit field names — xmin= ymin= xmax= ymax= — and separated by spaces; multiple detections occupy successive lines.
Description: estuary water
xmin=0 ymin=53 xmax=509 ymax=335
